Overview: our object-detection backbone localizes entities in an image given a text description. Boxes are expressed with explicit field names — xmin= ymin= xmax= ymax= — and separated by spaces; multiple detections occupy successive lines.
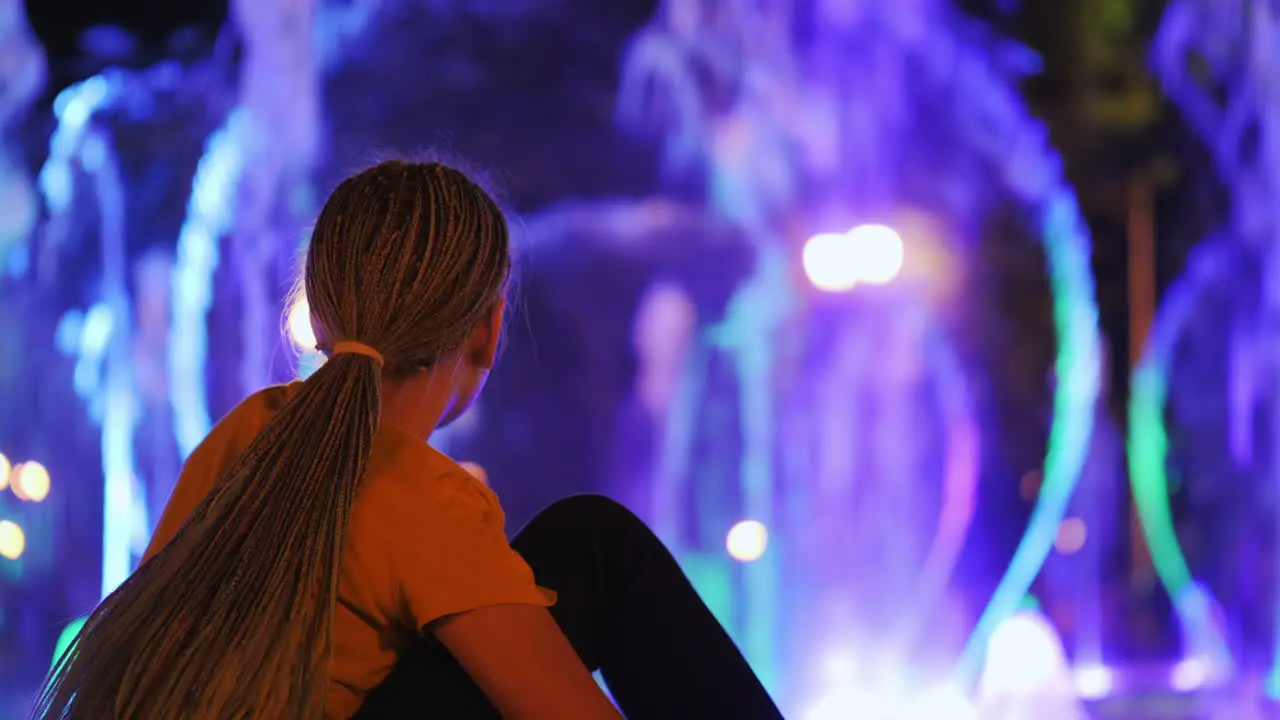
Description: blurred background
xmin=0 ymin=0 xmax=1273 ymax=717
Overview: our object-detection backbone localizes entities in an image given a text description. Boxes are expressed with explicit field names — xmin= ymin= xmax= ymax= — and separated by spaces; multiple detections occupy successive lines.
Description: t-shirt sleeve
xmin=388 ymin=473 xmax=556 ymax=630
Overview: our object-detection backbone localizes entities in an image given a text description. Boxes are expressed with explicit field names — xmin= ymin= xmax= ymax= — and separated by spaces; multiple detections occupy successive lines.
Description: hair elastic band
xmin=331 ymin=341 xmax=385 ymax=369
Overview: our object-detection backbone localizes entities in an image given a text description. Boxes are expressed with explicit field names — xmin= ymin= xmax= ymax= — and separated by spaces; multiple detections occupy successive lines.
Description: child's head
xmin=37 ymin=160 xmax=513 ymax=718
xmin=305 ymin=160 xmax=512 ymax=427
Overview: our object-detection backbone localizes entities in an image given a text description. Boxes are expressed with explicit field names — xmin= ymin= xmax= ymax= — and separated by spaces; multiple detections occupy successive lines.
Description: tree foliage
xmin=1018 ymin=0 xmax=1175 ymax=197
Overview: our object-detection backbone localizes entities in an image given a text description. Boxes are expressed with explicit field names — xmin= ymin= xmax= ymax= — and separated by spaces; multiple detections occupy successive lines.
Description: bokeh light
xmin=802 ymin=224 xmax=906 ymax=293
xmin=1170 ymin=654 xmax=1219 ymax=692
xmin=12 ymin=461 xmax=50 ymax=502
xmin=1073 ymin=663 xmax=1114 ymax=699
xmin=973 ymin=610 xmax=1087 ymax=720
xmin=0 ymin=520 xmax=26 ymax=560
xmin=848 ymin=224 xmax=905 ymax=285
xmin=980 ymin=610 xmax=1070 ymax=696
xmin=802 ymin=232 xmax=859 ymax=292
xmin=0 ymin=452 xmax=10 ymax=492
xmin=726 ymin=520 xmax=768 ymax=562
xmin=287 ymin=296 xmax=317 ymax=350
xmin=1054 ymin=517 xmax=1087 ymax=555
xmin=1018 ymin=469 xmax=1042 ymax=502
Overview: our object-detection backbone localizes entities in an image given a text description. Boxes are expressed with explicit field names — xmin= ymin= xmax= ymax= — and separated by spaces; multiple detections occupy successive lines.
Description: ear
xmin=470 ymin=299 xmax=506 ymax=369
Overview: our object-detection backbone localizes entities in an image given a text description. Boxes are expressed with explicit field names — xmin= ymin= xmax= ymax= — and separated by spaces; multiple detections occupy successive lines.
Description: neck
xmin=379 ymin=377 xmax=453 ymax=441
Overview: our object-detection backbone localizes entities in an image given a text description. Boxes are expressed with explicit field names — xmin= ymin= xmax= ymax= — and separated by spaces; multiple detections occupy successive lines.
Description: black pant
xmin=353 ymin=495 xmax=783 ymax=719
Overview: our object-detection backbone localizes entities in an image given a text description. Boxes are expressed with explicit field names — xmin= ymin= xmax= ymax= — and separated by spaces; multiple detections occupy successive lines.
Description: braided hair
xmin=35 ymin=161 xmax=513 ymax=719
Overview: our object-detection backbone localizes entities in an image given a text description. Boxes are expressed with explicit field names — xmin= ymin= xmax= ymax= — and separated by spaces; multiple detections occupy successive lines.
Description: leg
xmin=354 ymin=495 xmax=782 ymax=720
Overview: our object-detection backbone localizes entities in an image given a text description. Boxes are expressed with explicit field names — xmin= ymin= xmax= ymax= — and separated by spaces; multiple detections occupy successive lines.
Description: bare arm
xmin=432 ymin=604 xmax=626 ymax=720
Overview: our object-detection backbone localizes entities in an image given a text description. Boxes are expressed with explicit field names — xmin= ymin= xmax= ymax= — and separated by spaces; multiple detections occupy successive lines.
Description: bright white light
xmin=802 ymin=232 xmax=859 ymax=292
xmin=817 ymin=647 xmax=859 ymax=685
xmin=1073 ymin=663 xmax=1114 ymax=699
xmin=0 ymin=453 xmax=9 ymax=491
xmin=803 ymin=682 xmax=974 ymax=720
xmin=288 ymin=297 xmax=317 ymax=350
xmin=983 ymin=611 xmax=1064 ymax=691
xmin=803 ymin=224 xmax=906 ymax=293
xmin=1170 ymin=655 xmax=1212 ymax=692
xmin=1171 ymin=582 xmax=1233 ymax=689
xmin=906 ymin=684 xmax=978 ymax=720
xmin=977 ymin=610 xmax=1088 ymax=719
xmin=12 ymin=461 xmax=50 ymax=502
xmin=848 ymin=224 xmax=905 ymax=285
xmin=0 ymin=520 xmax=26 ymax=560
xmin=726 ymin=520 xmax=768 ymax=562
xmin=803 ymin=687 xmax=886 ymax=720
xmin=801 ymin=689 xmax=848 ymax=720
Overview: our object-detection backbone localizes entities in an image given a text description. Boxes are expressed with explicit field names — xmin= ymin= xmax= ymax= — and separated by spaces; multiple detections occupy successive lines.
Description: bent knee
xmin=536 ymin=494 xmax=649 ymax=535
xmin=540 ymin=493 xmax=634 ymax=520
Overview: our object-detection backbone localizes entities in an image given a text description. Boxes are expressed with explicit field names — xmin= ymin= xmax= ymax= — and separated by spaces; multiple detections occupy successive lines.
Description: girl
xmin=36 ymin=161 xmax=783 ymax=719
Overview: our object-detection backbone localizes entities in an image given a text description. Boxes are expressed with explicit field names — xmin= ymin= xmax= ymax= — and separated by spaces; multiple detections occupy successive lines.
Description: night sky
xmin=27 ymin=0 xmax=225 ymax=56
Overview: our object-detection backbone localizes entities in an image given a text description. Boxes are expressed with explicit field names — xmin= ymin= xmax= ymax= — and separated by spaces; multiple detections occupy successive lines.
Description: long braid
xmin=35 ymin=161 xmax=512 ymax=719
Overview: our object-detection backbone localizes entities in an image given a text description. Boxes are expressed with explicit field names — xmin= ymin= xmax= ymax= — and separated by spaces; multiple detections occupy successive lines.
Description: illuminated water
xmin=615 ymin=0 xmax=1102 ymax=710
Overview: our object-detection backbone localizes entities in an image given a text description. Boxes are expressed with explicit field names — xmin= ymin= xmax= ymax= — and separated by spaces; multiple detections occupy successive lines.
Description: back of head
xmin=36 ymin=161 xmax=511 ymax=719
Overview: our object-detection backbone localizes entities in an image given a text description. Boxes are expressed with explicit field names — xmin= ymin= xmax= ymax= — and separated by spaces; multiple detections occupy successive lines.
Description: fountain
xmin=169 ymin=0 xmax=322 ymax=459
xmin=170 ymin=0 xmax=391 ymax=444
xmin=42 ymin=70 xmax=155 ymax=596
xmin=975 ymin=609 xmax=1089 ymax=719
xmin=31 ymin=1 xmax=360 ymax=607
xmin=1129 ymin=0 xmax=1280 ymax=694
xmin=615 ymin=0 xmax=1102 ymax=708
xmin=0 ymin=0 xmax=44 ymax=275
xmin=9 ymin=0 xmax=1108 ymax=712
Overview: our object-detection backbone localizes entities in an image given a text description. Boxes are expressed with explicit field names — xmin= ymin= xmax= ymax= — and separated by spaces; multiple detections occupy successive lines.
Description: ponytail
xmin=36 ymin=354 xmax=381 ymax=719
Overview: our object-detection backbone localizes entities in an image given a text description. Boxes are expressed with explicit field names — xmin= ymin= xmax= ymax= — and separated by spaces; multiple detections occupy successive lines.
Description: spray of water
xmin=0 ymin=0 xmax=44 ymax=274
xmin=1128 ymin=0 xmax=1280 ymax=686
xmin=619 ymin=0 xmax=1101 ymax=700
xmin=39 ymin=72 xmax=146 ymax=597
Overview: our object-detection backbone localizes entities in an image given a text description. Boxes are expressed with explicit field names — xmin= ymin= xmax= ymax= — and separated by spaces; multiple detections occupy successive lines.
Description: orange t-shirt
xmin=143 ymin=382 xmax=556 ymax=719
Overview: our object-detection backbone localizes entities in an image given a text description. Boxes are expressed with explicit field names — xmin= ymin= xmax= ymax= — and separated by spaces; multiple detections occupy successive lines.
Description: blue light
xmin=37 ymin=71 xmax=150 ymax=597
xmin=36 ymin=68 xmax=228 ymax=596
xmin=1129 ymin=0 xmax=1272 ymax=682
xmin=41 ymin=76 xmax=115 ymax=215
xmin=169 ymin=111 xmax=246 ymax=458
xmin=0 ymin=1 xmax=45 ymax=275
